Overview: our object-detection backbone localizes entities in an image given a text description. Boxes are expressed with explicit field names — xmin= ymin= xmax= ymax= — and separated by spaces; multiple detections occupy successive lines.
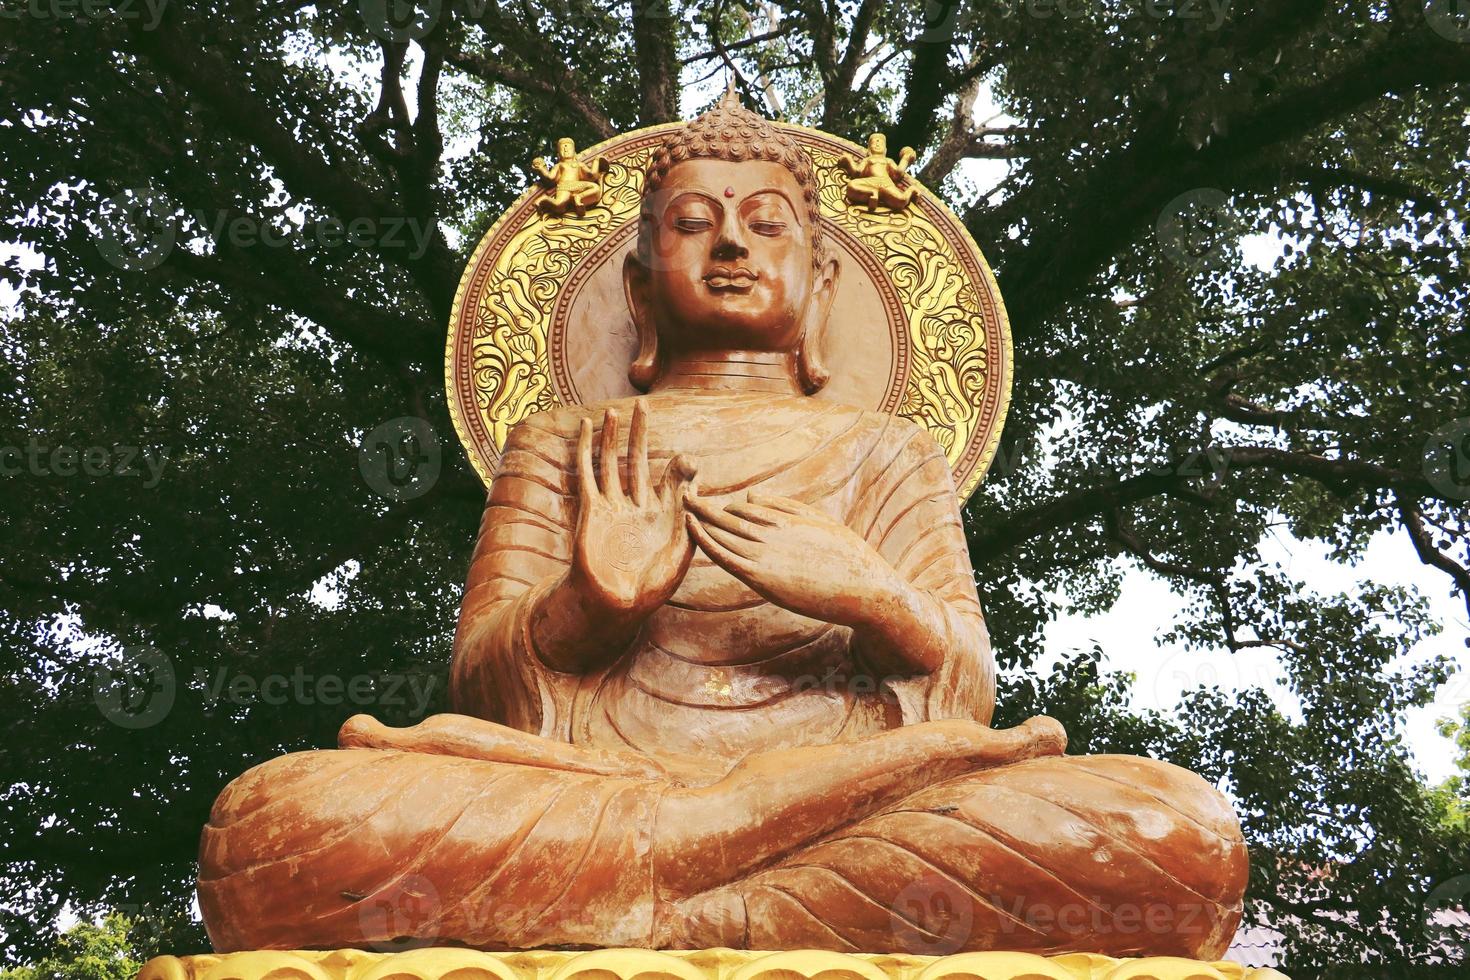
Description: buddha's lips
xmin=704 ymin=267 xmax=758 ymax=290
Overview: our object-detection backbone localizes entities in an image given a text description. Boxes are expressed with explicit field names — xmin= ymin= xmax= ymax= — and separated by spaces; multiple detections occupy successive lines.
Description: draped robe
xmin=198 ymin=390 xmax=1247 ymax=960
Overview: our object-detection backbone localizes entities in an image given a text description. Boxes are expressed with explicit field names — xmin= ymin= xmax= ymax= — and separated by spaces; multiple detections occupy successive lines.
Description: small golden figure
xmin=839 ymin=132 xmax=919 ymax=211
xmin=531 ymin=137 xmax=610 ymax=217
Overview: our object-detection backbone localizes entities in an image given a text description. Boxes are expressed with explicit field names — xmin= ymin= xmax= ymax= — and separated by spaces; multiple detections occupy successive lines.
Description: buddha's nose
xmin=712 ymin=215 xmax=749 ymax=260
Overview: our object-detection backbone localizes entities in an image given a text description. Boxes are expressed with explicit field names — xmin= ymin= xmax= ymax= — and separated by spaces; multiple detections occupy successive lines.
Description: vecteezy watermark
xmin=94 ymin=647 xmax=177 ymax=730
xmin=1425 ymin=0 xmax=1470 ymax=44
xmin=1157 ymin=188 xmax=1243 ymax=272
xmin=0 ymin=0 xmax=169 ymax=29
xmin=984 ymin=433 xmax=1241 ymax=484
xmin=1004 ymin=0 xmax=1231 ymax=30
xmin=96 ymin=187 xmax=176 ymax=272
xmin=1422 ymin=874 xmax=1470 ymax=960
xmin=359 ymin=0 xmax=440 ymax=42
xmin=360 ymin=416 xmax=441 ymax=502
xmin=1140 ymin=647 xmax=1282 ymax=714
xmin=196 ymin=666 xmax=437 ymax=717
xmin=95 ymin=187 xmax=437 ymax=271
xmin=891 ymin=874 xmax=974 ymax=955
xmin=891 ymin=880 xmax=1236 ymax=950
xmin=93 ymin=648 xmax=439 ymax=728
xmin=359 ymin=0 xmax=673 ymax=43
xmin=0 ymin=440 xmax=168 ymax=488
xmin=1424 ymin=418 xmax=1470 ymax=501
xmin=917 ymin=0 xmax=1232 ymax=41
xmin=356 ymin=871 xmax=442 ymax=952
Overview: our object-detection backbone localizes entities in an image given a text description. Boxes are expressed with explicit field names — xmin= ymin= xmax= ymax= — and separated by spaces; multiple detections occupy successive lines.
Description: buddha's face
xmin=868 ymin=133 xmax=886 ymax=155
xmin=628 ymin=158 xmax=830 ymax=356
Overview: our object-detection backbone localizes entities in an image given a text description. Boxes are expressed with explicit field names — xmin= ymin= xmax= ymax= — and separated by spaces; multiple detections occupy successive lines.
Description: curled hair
xmin=638 ymin=88 xmax=825 ymax=269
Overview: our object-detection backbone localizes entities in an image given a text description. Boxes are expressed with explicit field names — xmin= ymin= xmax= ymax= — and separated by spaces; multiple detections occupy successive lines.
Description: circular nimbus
xmin=446 ymin=121 xmax=1012 ymax=504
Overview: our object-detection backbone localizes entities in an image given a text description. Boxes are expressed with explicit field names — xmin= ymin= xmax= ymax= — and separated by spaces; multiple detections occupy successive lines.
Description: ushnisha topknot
xmin=641 ymin=85 xmax=825 ymax=266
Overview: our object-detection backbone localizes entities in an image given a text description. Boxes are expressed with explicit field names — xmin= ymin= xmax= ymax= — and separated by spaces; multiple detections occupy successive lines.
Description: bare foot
xmin=946 ymin=715 xmax=1067 ymax=769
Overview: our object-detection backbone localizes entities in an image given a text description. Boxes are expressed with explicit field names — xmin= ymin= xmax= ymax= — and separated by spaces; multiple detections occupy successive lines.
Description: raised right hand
xmin=571 ymin=399 xmax=698 ymax=621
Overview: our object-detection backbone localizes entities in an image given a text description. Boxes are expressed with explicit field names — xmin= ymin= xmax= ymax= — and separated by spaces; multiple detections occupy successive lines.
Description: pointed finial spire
xmin=720 ymin=76 xmax=741 ymax=110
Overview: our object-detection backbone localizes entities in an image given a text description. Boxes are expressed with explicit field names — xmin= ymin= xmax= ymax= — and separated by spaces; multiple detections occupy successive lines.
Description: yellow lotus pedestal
xmin=137 ymin=947 xmax=1288 ymax=980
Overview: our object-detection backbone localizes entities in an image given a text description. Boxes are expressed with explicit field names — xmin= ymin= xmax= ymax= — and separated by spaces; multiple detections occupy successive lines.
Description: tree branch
xmin=889 ymin=0 xmax=965 ymax=152
xmin=631 ymin=0 xmax=680 ymax=124
xmin=971 ymin=445 xmax=1442 ymax=564
xmin=443 ymin=48 xmax=616 ymax=140
xmin=681 ymin=26 xmax=793 ymax=65
xmin=1106 ymin=509 xmax=1247 ymax=652
xmin=123 ymin=12 xmax=459 ymax=318
xmin=989 ymin=26 xmax=1470 ymax=341
xmin=1397 ymin=492 xmax=1470 ymax=620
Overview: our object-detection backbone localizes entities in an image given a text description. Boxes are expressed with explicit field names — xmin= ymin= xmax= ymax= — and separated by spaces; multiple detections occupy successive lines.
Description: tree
xmin=0 ymin=914 xmax=141 ymax=980
xmin=1433 ymin=701 xmax=1470 ymax=829
xmin=1 ymin=2 xmax=1467 ymax=976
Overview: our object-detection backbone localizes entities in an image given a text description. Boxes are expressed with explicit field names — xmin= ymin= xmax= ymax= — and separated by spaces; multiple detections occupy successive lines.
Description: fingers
xmin=685 ymin=494 xmax=765 ymax=542
xmin=686 ymin=513 xmax=758 ymax=570
xmin=577 ymin=417 xmax=598 ymax=501
xmin=628 ymin=398 xmax=650 ymax=507
xmin=724 ymin=501 xmax=783 ymax=527
xmin=659 ymin=452 xmax=699 ymax=504
xmin=747 ymin=492 xmax=815 ymax=517
xmin=599 ymin=407 xmax=622 ymax=501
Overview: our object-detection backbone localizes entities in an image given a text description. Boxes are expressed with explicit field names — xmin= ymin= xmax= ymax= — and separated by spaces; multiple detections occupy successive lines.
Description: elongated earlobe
xmin=796 ymin=340 xmax=829 ymax=395
xmin=797 ymin=255 xmax=840 ymax=395
xmin=623 ymin=250 xmax=660 ymax=391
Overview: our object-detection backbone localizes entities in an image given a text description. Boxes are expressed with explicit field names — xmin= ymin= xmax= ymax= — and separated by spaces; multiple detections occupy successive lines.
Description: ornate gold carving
xmin=807 ymin=141 xmax=993 ymax=470
xmin=446 ymin=122 xmax=1012 ymax=502
xmin=839 ymin=132 xmax=919 ymax=212
xmin=138 ymin=947 xmax=1291 ymax=980
xmin=532 ymin=137 xmax=610 ymax=217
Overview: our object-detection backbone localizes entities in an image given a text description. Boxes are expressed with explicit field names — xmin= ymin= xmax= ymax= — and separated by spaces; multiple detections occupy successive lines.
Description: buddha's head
xmin=624 ymin=89 xmax=839 ymax=394
xmin=556 ymin=137 xmax=577 ymax=161
xmin=867 ymin=132 xmax=886 ymax=156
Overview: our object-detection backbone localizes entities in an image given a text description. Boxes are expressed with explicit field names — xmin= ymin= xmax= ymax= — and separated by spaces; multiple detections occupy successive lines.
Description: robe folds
xmin=198 ymin=391 xmax=1248 ymax=959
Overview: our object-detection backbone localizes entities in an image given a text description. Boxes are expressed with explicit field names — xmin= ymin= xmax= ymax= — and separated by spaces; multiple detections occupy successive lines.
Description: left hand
xmin=684 ymin=491 xmax=904 ymax=627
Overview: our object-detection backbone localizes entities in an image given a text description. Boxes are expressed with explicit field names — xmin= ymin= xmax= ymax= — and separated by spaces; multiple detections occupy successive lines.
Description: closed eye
xmin=674 ymin=217 xmax=715 ymax=232
xmin=750 ymin=221 xmax=786 ymax=236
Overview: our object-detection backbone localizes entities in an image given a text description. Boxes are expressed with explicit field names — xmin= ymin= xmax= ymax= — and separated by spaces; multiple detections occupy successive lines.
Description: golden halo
xmin=445 ymin=122 xmax=1012 ymax=502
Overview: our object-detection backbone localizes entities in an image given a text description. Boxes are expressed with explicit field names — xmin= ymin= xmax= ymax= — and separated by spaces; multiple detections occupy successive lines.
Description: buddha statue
xmin=197 ymin=94 xmax=1248 ymax=962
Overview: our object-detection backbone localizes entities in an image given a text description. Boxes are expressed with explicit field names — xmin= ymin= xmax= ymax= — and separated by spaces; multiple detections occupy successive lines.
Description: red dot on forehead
xmin=723 ymin=186 xmax=735 ymax=198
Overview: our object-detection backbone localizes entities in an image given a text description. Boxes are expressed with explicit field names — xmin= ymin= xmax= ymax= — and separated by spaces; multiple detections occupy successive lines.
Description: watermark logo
xmin=360 ymin=416 xmax=441 ymax=502
xmin=360 ymin=0 xmax=440 ymax=41
xmin=93 ymin=646 xmax=176 ymax=730
xmin=1422 ymin=874 xmax=1470 ymax=960
xmin=1138 ymin=647 xmax=1283 ymax=714
xmin=1424 ymin=418 xmax=1470 ymax=500
xmin=1157 ymin=188 xmax=1242 ymax=272
xmin=914 ymin=0 xmax=972 ymax=43
xmin=892 ymin=874 xmax=973 ymax=955
xmin=1426 ymin=1 xmax=1470 ymax=44
xmin=96 ymin=187 xmax=177 ymax=272
xmin=356 ymin=872 xmax=442 ymax=951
